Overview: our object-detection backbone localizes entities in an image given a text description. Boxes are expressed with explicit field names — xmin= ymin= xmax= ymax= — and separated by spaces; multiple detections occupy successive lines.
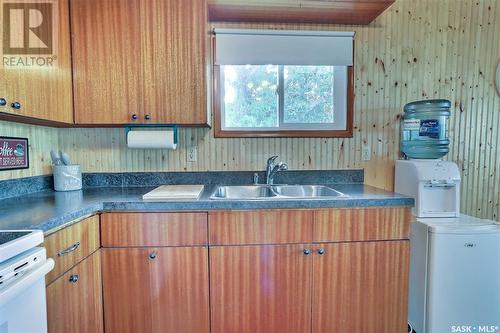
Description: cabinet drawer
xmin=101 ymin=213 xmax=208 ymax=247
xmin=313 ymin=208 xmax=411 ymax=242
xmin=209 ymin=210 xmax=313 ymax=245
xmin=46 ymin=250 xmax=104 ymax=333
xmin=45 ymin=215 xmax=100 ymax=284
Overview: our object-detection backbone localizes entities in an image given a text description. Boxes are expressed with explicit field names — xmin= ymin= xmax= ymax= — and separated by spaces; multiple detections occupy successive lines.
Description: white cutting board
xmin=142 ymin=185 xmax=204 ymax=200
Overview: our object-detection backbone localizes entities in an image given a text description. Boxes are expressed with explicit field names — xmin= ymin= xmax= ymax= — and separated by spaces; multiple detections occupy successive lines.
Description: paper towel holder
xmin=125 ymin=124 xmax=178 ymax=146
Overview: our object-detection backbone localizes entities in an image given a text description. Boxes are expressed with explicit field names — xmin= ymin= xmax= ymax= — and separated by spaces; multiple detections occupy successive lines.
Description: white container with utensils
xmin=53 ymin=165 xmax=82 ymax=191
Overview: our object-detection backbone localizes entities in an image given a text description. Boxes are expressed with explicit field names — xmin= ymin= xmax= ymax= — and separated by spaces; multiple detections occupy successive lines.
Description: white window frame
xmin=220 ymin=65 xmax=348 ymax=132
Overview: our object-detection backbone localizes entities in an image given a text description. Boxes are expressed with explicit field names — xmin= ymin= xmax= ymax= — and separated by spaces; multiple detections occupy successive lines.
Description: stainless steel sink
xmin=210 ymin=185 xmax=347 ymax=200
xmin=210 ymin=185 xmax=277 ymax=200
xmin=272 ymin=185 xmax=346 ymax=198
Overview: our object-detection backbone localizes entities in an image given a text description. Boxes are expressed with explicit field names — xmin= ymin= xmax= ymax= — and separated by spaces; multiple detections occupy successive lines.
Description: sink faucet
xmin=266 ymin=156 xmax=288 ymax=185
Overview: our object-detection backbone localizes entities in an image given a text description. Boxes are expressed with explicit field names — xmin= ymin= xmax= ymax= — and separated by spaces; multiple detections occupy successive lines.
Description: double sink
xmin=210 ymin=185 xmax=348 ymax=200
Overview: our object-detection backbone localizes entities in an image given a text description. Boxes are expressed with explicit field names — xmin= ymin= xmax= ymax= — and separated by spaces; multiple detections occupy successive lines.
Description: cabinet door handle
xmin=57 ymin=241 xmax=80 ymax=256
xmin=11 ymin=102 xmax=21 ymax=110
xmin=317 ymin=248 xmax=325 ymax=256
xmin=69 ymin=274 xmax=79 ymax=283
xmin=131 ymin=114 xmax=138 ymax=120
xmin=149 ymin=251 xmax=158 ymax=260
xmin=303 ymin=249 xmax=311 ymax=256
xmin=144 ymin=114 xmax=151 ymax=121
xmin=0 ymin=98 xmax=6 ymax=106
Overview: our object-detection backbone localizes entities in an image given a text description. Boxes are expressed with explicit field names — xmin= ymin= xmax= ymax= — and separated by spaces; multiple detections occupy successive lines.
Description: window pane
xmin=283 ymin=66 xmax=335 ymax=124
xmin=222 ymin=65 xmax=279 ymax=128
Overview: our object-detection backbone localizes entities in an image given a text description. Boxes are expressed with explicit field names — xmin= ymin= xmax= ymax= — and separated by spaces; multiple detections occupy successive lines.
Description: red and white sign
xmin=0 ymin=137 xmax=29 ymax=170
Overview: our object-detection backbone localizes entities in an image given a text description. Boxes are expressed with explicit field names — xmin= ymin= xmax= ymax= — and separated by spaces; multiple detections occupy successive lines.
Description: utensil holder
xmin=53 ymin=165 xmax=82 ymax=191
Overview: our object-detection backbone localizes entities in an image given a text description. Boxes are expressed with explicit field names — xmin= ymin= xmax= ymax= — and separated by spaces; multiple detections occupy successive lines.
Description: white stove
xmin=0 ymin=230 xmax=44 ymax=263
xmin=0 ymin=230 xmax=54 ymax=333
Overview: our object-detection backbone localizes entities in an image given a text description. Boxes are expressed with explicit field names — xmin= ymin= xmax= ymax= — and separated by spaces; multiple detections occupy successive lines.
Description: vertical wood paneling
xmin=2 ymin=0 xmax=500 ymax=221
xmin=0 ymin=121 xmax=58 ymax=180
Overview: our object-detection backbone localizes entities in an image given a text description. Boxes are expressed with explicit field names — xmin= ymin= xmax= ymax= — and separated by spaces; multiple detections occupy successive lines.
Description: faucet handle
xmin=267 ymin=156 xmax=279 ymax=165
xmin=278 ymin=162 xmax=288 ymax=171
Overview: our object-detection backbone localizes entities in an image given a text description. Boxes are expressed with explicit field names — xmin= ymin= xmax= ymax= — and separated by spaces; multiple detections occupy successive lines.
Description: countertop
xmin=0 ymin=184 xmax=414 ymax=234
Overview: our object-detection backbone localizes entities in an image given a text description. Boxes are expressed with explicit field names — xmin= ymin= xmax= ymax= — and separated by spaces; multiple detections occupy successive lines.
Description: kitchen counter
xmin=0 ymin=183 xmax=413 ymax=233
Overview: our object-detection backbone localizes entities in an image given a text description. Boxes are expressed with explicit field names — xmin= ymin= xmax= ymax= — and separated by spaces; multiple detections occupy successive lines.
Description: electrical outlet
xmin=362 ymin=145 xmax=371 ymax=161
xmin=187 ymin=146 xmax=197 ymax=162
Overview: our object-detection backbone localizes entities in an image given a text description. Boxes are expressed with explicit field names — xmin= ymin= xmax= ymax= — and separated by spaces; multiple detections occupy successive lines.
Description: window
xmin=214 ymin=29 xmax=355 ymax=138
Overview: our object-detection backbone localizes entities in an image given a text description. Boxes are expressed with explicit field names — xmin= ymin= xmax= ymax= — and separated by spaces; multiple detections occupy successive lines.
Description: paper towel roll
xmin=127 ymin=130 xmax=177 ymax=149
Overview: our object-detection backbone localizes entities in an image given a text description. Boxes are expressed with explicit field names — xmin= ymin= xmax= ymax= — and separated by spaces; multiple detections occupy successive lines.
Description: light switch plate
xmin=187 ymin=146 xmax=197 ymax=162
xmin=362 ymin=145 xmax=371 ymax=161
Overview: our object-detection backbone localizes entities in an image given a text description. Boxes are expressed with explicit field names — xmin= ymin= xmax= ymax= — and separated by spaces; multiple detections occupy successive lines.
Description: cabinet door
xmin=46 ymin=251 xmax=103 ymax=333
xmin=0 ymin=0 xmax=73 ymax=123
xmin=210 ymin=244 xmax=312 ymax=333
xmin=71 ymin=0 xmax=143 ymax=124
xmin=140 ymin=0 xmax=208 ymax=125
xmin=312 ymin=241 xmax=409 ymax=333
xmin=102 ymin=247 xmax=210 ymax=333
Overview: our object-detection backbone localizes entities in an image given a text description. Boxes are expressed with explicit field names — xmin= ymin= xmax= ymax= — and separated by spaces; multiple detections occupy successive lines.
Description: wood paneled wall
xmin=2 ymin=0 xmax=500 ymax=220
xmin=0 ymin=121 xmax=58 ymax=180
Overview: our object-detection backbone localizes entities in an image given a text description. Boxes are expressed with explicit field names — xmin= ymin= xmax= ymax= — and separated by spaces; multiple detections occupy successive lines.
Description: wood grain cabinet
xmin=210 ymin=244 xmax=312 ymax=333
xmin=45 ymin=216 xmax=103 ymax=333
xmin=44 ymin=215 xmax=100 ymax=284
xmin=46 ymin=251 xmax=103 ymax=333
xmin=0 ymin=0 xmax=73 ymax=124
xmin=311 ymin=241 xmax=409 ymax=333
xmin=70 ymin=0 xmax=208 ymax=126
xmin=100 ymin=212 xmax=210 ymax=333
xmin=208 ymin=208 xmax=411 ymax=333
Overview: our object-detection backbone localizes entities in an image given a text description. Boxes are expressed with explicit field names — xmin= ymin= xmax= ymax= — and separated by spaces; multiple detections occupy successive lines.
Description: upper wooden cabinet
xmin=208 ymin=0 xmax=394 ymax=25
xmin=70 ymin=0 xmax=209 ymax=126
xmin=0 ymin=0 xmax=73 ymax=124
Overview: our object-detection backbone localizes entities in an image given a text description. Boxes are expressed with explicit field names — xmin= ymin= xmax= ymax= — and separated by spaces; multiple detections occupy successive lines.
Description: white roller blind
xmin=214 ymin=29 xmax=355 ymax=66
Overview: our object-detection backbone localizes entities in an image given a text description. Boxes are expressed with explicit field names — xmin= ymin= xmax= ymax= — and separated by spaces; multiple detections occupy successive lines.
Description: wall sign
xmin=0 ymin=137 xmax=29 ymax=171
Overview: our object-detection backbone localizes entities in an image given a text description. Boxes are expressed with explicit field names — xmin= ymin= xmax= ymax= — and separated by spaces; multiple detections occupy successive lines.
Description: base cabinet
xmin=46 ymin=251 xmax=103 ymax=333
xmin=208 ymin=208 xmax=411 ymax=333
xmin=210 ymin=244 xmax=312 ymax=333
xmin=312 ymin=241 xmax=410 ymax=333
xmin=45 ymin=208 xmax=410 ymax=333
xmin=101 ymin=247 xmax=210 ymax=333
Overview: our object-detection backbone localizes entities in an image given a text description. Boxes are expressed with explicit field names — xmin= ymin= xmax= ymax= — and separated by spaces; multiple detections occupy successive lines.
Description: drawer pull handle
xmin=69 ymin=274 xmax=79 ymax=283
xmin=57 ymin=241 xmax=81 ymax=256
xmin=149 ymin=252 xmax=158 ymax=260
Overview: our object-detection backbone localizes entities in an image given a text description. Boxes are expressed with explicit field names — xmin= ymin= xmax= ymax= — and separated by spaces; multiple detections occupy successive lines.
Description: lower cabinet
xmin=210 ymin=244 xmax=312 ymax=333
xmin=101 ymin=247 xmax=210 ymax=333
xmin=46 ymin=251 xmax=103 ymax=333
xmin=210 ymin=241 xmax=409 ymax=333
xmin=311 ymin=241 xmax=410 ymax=333
xmin=45 ymin=209 xmax=409 ymax=333
xmin=208 ymin=208 xmax=411 ymax=333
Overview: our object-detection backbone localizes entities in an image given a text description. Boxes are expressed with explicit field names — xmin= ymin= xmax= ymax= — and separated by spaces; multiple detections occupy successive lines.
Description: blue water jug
xmin=401 ymin=99 xmax=450 ymax=159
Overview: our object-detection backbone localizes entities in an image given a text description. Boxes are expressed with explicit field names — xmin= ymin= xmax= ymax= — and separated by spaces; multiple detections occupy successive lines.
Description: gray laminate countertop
xmin=0 ymin=184 xmax=413 ymax=234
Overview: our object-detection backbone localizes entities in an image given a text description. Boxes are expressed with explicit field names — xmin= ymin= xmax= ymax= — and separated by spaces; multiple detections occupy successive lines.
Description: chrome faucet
xmin=266 ymin=156 xmax=288 ymax=185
